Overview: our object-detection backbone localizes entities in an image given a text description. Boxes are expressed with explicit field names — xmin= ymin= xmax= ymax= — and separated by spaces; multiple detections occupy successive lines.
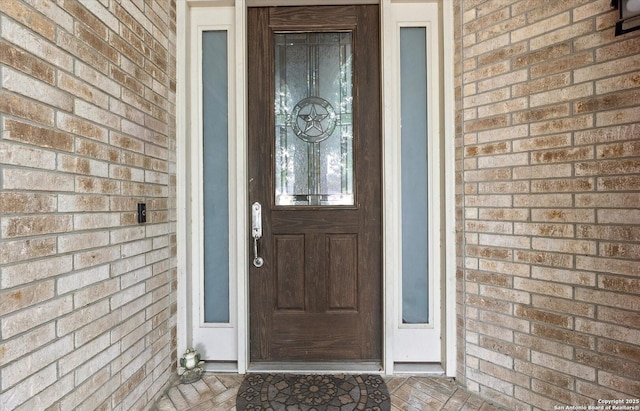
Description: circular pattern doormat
xmin=236 ymin=373 xmax=390 ymax=411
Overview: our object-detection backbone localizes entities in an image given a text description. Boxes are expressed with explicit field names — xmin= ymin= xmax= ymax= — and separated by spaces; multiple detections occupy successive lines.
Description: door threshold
xmin=393 ymin=362 xmax=445 ymax=375
xmin=248 ymin=362 xmax=384 ymax=374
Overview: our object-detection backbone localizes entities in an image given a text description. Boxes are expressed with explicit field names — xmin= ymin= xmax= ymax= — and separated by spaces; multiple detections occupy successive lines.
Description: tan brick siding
xmin=456 ymin=0 xmax=640 ymax=409
xmin=0 ymin=0 xmax=176 ymax=409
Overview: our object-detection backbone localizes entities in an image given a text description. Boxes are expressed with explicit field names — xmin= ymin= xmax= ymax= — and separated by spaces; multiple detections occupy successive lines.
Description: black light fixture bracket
xmin=612 ymin=0 xmax=640 ymax=35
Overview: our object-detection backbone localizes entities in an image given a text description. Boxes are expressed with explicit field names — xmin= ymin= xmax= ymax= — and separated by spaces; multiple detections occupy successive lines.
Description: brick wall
xmin=0 ymin=0 xmax=177 ymax=409
xmin=456 ymin=0 xmax=640 ymax=409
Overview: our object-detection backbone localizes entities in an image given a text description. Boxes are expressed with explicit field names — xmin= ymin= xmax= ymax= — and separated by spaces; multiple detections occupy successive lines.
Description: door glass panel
xmin=202 ymin=30 xmax=229 ymax=323
xmin=400 ymin=27 xmax=429 ymax=324
xmin=274 ymin=32 xmax=354 ymax=206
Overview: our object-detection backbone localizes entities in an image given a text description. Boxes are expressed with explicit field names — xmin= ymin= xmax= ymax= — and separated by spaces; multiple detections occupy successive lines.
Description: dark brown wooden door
xmin=248 ymin=5 xmax=381 ymax=362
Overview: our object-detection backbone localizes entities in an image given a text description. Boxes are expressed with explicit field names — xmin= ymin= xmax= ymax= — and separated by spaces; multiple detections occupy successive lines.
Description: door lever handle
xmin=251 ymin=202 xmax=264 ymax=268
xmin=253 ymin=238 xmax=264 ymax=268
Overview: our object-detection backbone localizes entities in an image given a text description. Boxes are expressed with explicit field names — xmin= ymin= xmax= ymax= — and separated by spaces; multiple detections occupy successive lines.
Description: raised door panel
xmin=275 ymin=235 xmax=305 ymax=311
xmin=327 ymin=234 xmax=358 ymax=311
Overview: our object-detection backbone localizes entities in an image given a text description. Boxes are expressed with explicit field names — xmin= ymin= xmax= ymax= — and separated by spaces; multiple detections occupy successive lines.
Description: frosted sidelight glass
xmin=202 ymin=31 xmax=229 ymax=323
xmin=400 ymin=27 xmax=429 ymax=324
xmin=274 ymin=32 xmax=354 ymax=206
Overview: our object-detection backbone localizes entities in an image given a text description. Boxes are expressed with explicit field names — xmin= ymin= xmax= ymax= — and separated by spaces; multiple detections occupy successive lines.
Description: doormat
xmin=236 ymin=373 xmax=390 ymax=411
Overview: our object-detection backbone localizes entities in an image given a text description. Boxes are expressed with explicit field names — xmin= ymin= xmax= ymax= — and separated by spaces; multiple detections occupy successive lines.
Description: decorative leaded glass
xmin=274 ymin=32 xmax=354 ymax=206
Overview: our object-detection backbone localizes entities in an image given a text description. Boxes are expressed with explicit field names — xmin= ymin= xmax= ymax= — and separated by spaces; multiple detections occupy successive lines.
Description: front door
xmin=248 ymin=5 xmax=382 ymax=362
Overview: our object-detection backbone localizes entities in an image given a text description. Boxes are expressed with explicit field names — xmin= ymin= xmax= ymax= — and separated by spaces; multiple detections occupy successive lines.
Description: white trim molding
xmin=442 ymin=0 xmax=457 ymax=378
xmin=176 ymin=0 xmax=189 ymax=364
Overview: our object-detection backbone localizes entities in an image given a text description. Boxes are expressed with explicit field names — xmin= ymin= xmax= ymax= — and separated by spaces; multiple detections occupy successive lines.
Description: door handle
xmin=251 ymin=202 xmax=264 ymax=268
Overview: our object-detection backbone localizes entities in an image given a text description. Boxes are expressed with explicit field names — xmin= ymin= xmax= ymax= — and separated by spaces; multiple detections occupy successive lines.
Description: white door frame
xmin=176 ymin=0 xmax=457 ymax=376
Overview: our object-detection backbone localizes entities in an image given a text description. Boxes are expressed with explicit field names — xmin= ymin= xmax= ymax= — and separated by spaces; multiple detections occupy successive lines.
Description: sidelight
xmin=274 ymin=32 xmax=354 ymax=206
xmin=202 ymin=30 xmax=230 ymax=323
xmin=400 ymin=27 xmax=429 ymax=324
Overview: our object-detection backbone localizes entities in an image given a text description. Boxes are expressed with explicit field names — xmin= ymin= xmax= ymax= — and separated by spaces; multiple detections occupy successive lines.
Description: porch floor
xmin=153 ymin=373 xmax=509 ymax=410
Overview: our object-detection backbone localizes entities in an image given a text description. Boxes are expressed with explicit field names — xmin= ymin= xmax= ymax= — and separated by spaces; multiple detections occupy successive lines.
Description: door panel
xmin=327 ymin=234 xmax=358 ymax=310
xmin=274 ymin=235 xmax=305 ymax=310
xmin=248 ymin=5 xmax=381 ymax=362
